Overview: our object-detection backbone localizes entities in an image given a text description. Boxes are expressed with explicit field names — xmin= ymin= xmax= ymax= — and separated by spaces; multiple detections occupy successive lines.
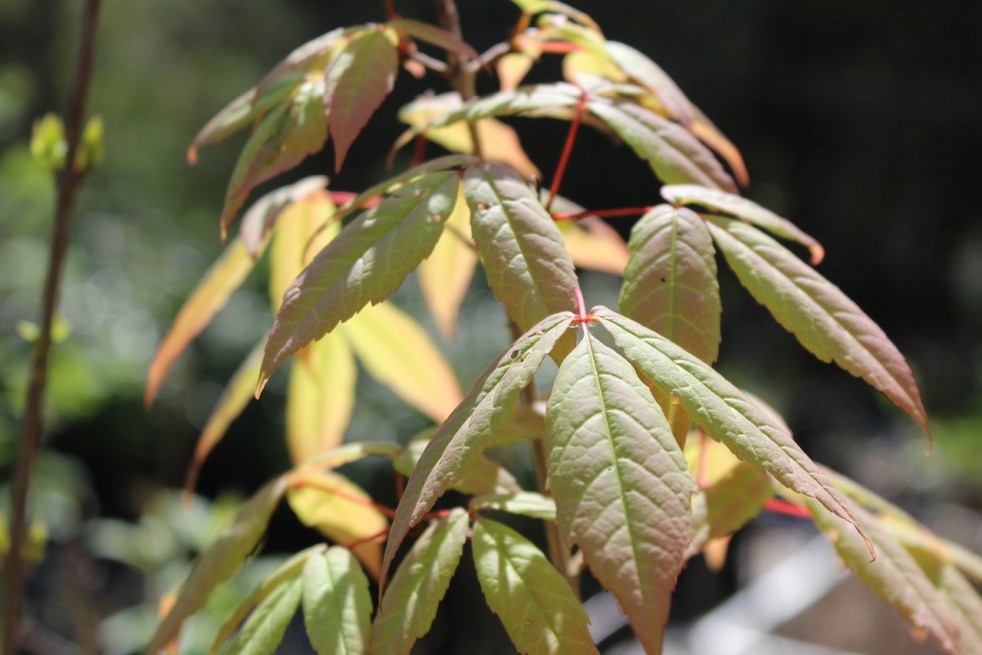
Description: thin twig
xmin=3 ymin=2 xmax=101 ymax=651
xmin=546 ymin=92 xmax=587 ymax=211
xmin=435 ymin=0 xmax=484 ymax=160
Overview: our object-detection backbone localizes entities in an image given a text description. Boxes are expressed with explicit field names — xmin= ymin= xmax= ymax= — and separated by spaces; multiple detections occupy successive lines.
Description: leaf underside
xmin=380 ymin=312 xmax=574 ymax=590
xmin=619 ymin=204 xmax=721 ymax=364
xmin=371 ymin=509 xmax=469 ymax=655
xmin=707 ymin=218 xmax=929 ymax=435
xmin=259 ymin=171 xmax=460 ymax=392
xmin=546 ymin=332 xmax=696 ymax=655
xmin=593 ymin=308 xmax=871 ymax=557
xmin=473 ymin=518 xmax=599 ymax=655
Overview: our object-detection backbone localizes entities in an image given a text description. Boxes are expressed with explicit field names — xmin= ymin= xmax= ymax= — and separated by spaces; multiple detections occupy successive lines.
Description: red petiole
xmin=762 ymin=498 xmax=812 ymax=519
xmin=551 ymin=206 xmax=654 ymax=221
xmin=546 ymin=92 xmax=588 ymax=212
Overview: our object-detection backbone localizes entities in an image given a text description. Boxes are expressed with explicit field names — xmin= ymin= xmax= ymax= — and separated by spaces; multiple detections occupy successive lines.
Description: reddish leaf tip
xmin=187 ymin=147 xmax=199 ymax=166
xmin=809 ymin=243 xmax=826 ymax=266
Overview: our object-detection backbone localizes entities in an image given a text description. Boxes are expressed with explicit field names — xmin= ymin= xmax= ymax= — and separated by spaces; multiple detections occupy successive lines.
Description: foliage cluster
xmin=142 ymin=2 xmax=982 ymax=654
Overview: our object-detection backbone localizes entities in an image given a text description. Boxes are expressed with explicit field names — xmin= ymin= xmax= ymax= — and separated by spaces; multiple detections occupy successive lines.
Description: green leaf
xmin=472 ymin=518 xmax=598 ymax=655
xmin=593 ymin=307 xmax=871 ymax=555
xmin=287 ymin=332 xmax=357 ymax=465
xmin=239 ymin=176 xmax=329 ymax=259
xmin=388 ymin=19 xmax=480 ymax=61
xmin=806 ymin=497 xmax=962 ymax=655
xmin=661 ymin=184 xmax=824 ymax=264
xmin=619 ymin=204 xmax=721 ymax=363
xmin=146 ymin=238 xmax=259 ymax=407
xmin=687 ymin=461 xmax=773 ymax=558
xmin=706 ymin=218 xmax=930 ymax=435
xmin=488 ymin=403 xmax=546 ymax=448
xmin=188 ymin=27 xmax=346 ymax=164
xmin=586 ymin=98 xmax=738 ymax=192
xmin=325 ymin=27 xmax=398 ymax=170
xmin=302 ymin=547 xmax=373 ymax=655
xmin=221 ymin=79 xmax=329 ymax=238
xmin=933 ymin=563 xmax=982 ymax=654
xmin=342 ymin=301 xmax=463 ymax=423
xmin=416 ymin=183 xmax=478 ymax=338
xmin=603 ymin=41 xmax=694 ymax=127
xmin=471 ymin=492 xmax=556 ymax=522
xmin=370 ymin=509 xmax=469 ymax=655
xmin=287 ymin=471 xmax=388 ymax=578
xmin=380 ymin=312 xmax=574 ymax=590
xmin=546 ymin=332 xmax=695 ymax=655
xmin=418 ymin=83 xmax=583 ymax=129
xmin=185 ymin=339 xmax=265 ymax=496
xmin=259 ymin=171 xmax=460 ymax=393
xmin=463 ymin=162 xmax=578 ymax=357
xmin=217 ymin=576 xmax=302 ymax=655
xmin=395 ymin=434 xmax=522 ymax=497
xmin=145 ymin=477 xmax=287 ymax=654
xmin=211 ymin=544 xmax=325 ymax=654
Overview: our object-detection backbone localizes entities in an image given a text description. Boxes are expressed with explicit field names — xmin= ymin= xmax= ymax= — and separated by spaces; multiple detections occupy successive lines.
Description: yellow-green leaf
xmin=371 ymin=509 xmax=469 ymax=655
xmin=661 ymin=184 xmax=824 ymax=264
xmin=286 ymin=332 xmax=357 ymax=465
xmin=464 ymin=162 xmax=578 ymax=357
xmin=473 ymin=517 xmax=598 ymax=655
xmin=145 ymin=477 xmax=287 ymax=654
xmin=287 ymin=472 xmax=388 ymax=578
xmin=471 ymin=492 xmax=556 ymax=522
xmin=381 ymin=312 xmax=573 ymax=590
xmin=620 ymin=204 xmax=721 ymax=363
xmin=268 ymin=194 xmax=338 ymax=312
xmin=687 ymin=462 xmax=773 ymax=558
xmin=707 ymin=218 xmax=930 ymax=435
xmin=217 ymin=576 xmax=302 ymax=655
xmin=546 ymin=332 xmax=696 ymax=654
xmin=417 ymin=183 xmax=477 ymax=338
xmin=342 ymin=301 xmax=462 ymax=423
xmin=238 ymin=176 xmax=329 ymax=259
xmin=220 ymin=79 xmax=329 ymax=238
xmin=594 ymin=307 xmax=871 ymax=557
xmin=259 ymin=172 xmax=460 ymax=393
xmin=302 ymin=547 xmax=373 ymax=655
xmin=325 ymin=27 xmax=398 ymax=170
xmin=395 ymin=434 xmax=522 ymax=497
xmin=146 ymin=238 xmax=257 ymax=407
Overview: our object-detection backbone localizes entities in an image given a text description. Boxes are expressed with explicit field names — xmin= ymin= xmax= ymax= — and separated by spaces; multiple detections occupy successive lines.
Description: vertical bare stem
xmin=3 ymin=1 xmax=101 ymax=651
xmin=434 ymin=0 xmax=484 ymax=160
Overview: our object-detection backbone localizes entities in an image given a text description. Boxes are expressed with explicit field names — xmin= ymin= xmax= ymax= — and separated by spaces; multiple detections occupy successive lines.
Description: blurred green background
xmin=1 ymin=0 xmax=981 ymax=653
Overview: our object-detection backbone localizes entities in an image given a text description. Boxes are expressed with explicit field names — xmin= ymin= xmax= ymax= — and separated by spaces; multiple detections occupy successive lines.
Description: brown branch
xmin=3 ymin=1 xmax=102 ymax=652
xmin=434 ymin=0 xmax=484 ymax=160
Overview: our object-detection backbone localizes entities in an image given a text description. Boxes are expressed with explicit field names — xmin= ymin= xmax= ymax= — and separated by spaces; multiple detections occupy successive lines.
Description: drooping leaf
xmin=396 ymin=93 xmax=540 ymax=179
xmin=239 ymin=176 xmax=329 ymax=259
xmin=252 ymin=28 xmax=351 ymax=101
xmin=371 ymin=509 xmax=469 ymax=655
xmin=619 ymin=204 xmax=720 ymax=363
xmin=268 ymin=194 xmax=338 ymax=312
xmin=395 ymin=434 xmax=522 ymax=497
xmin=661 ymin=184 xmax=824 ymax=264
xmin=417 ymin=183 xmax=478 ymax=338
xmin=511 ymin=0 xmax=600 ymax=30
xmin=341 ymin=301 xmax=462 ymax=422
xmin=146 ymin=239 xmax=259 ymax=407
xmin=463 ymin=163 xmax=578 ymax=356
xmin=185 ymin=340 xmax=265 ymax=497
xmin=388 ymin=19 xmax=480 ymax=61
xmin=472 ymin=518 xmax=598 ymax=655
xmin=471 ymin=492 xmax=556 ymax=522
xmin=286 ymin=333 xmax=357 ymax=465
xmin=221 ymin=79 xmax=329 ymax=238
xmin=488 ymin=403 xmax=546 ymax=448
xmin=806 ymin=497 xmax=962 ymax=655
xmin=302 ymin=547 xmax=373 ymax=655
xmin=211 ymin=544 xmax=326 ymax=654
xmin=324 ymin=27 xmax=398 ymax=170
xmin=419 ymin=83 xmax=582 ymax=128
xmin=259 ymin=172 xmax=460 ymax=393
xmin=687 ymin=461 xmax=773 ymax=558
xmin=145 ymin=477 xmax=287 ymax=654
xmin=546 ymin=332 xmax=695 ymax=654
xmin=932 ymin=563 xmax=982 ymax=654
xmin=603 ymin=41 xmax=694 ymax=127
xmin=690 ymin=110 xmax=750 ymax=190
xmin=586 ymin=98 xmax=738 ymax=192
xmin=287 ymin=472 xmax=388 ymax=578
xmin=217 ymin=576 xmax=302 ymax=655
xmin=593 ymin=307 xmax=871 ymax=555
xmin=706 ymin=218 xmax=930 ymax=435
xmin=497 ymin=53 xmax=537 ymax=91
xmin=380 ymin=312 xmax=574 ymax=590
xmin=288 ymin=441 xmax=403 ymax=478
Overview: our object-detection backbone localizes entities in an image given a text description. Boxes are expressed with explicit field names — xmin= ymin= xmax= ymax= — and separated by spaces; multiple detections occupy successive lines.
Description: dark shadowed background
xmin=2 ymin=1 xmax=980 ymax=653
